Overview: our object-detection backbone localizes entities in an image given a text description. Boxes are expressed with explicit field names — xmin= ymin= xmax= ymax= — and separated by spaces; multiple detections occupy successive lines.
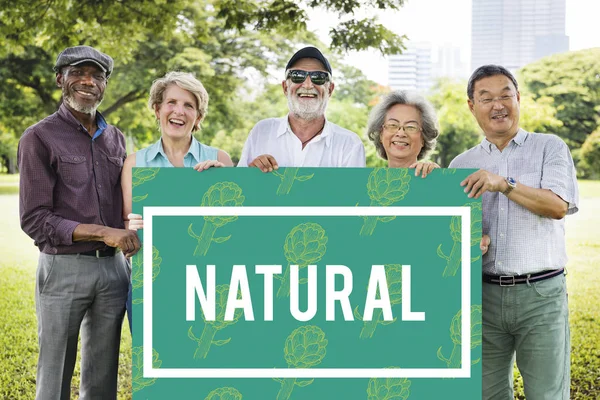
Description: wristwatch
xmin=503 ymin=177 xmax=516 ymax=196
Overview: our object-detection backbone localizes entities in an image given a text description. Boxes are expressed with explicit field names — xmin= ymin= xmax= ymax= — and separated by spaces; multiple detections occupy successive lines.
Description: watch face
xmin=508 ymin=177 xmax=516 ymax=185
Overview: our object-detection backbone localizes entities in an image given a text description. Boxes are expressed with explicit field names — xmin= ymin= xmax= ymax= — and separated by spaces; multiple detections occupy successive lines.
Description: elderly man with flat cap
xmin=238 ymin=46 xmax=366 ymax=169
xmin=18 ymin=45 xmax=140 ymax=399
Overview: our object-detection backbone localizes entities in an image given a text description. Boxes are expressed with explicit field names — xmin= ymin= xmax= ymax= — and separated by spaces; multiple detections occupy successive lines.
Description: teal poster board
xmin=131 ymin=167 xmax=482 ymax=399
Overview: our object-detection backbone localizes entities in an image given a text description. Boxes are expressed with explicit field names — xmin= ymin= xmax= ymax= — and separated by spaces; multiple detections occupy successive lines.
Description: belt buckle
xmin=499 ymin=275 xmax=515 ymax=287
xmin=96 ymin=249 xmax=102 ymax=258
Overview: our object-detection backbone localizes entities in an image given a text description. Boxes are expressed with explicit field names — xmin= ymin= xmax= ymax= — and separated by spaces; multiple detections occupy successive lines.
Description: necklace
xmin=301 ymin=122 xmax=326 ymax=148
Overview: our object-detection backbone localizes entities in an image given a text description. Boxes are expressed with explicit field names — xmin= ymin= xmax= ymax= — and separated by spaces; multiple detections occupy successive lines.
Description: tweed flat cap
xmin=54 ymin=45 xmax=114 ymax=77
xmin=286 ymin=46 xmax=332 ymax=75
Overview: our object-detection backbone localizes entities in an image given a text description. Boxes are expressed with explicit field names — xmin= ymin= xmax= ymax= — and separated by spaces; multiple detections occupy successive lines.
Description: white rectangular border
xmin=143 ymin=206 xmax=471 ymax=378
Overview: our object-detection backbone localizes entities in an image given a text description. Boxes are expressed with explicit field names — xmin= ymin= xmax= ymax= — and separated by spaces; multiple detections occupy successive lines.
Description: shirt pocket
xmin=106 ymin=155 xmax=124 ymax=187
xmin=59 ymin=155 xmax=89 ymax=186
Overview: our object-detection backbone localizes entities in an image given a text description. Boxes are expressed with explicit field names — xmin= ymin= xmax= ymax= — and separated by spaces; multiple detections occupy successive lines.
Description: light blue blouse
xmin=135 ymin=137 xmax=218 ymax=167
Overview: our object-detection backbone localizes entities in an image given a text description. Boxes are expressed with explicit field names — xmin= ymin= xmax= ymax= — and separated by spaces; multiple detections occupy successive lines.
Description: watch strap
xmin=503 ymin=177 xmax=516 ymax=196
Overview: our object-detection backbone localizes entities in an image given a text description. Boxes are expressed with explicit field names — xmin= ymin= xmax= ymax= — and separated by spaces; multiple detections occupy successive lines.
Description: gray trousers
xmin=482 ymin=274 xmax=570 ymax=400
xmin=35 ymin=252 xmax=129 ymax=400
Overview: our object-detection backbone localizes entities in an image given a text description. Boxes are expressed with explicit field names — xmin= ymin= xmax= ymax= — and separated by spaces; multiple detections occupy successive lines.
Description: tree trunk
xmin=7 ymin=154 xmax=17 ymax=174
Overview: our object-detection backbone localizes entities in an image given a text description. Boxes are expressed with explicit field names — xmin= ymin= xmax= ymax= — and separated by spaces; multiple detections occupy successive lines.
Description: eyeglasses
xmin=477 ymin=93 xmax=516 ymax=106
xmin=382 ymin=123 xmax=421 ymax=134
xmin=286 ymin=70 xmax=331 ymax=85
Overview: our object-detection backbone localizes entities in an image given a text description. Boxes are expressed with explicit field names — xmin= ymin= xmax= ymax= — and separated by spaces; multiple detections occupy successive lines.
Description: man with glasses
xmin=449 ymin=64 xmax=578 ymax=399
xmin=238 ymin=46 xmax=366 ymax=170
xmin=18 ymin=45 xmax=140 ymax=399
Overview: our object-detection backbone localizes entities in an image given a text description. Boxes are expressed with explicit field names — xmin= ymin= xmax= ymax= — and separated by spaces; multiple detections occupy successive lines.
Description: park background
xmin=0 ymin=0 xmax=598 ymax=399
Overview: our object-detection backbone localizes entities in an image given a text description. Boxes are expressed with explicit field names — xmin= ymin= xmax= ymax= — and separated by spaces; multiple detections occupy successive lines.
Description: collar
xmin=479 ymin=128 xmax=528 ymax=153
xmin=187 ymin=136 xmax=203 ymax=163
xmin=58 ymin=103 xmax=108 ymax=139
xmin=92 ymin=113 xmax=107 ymax=140
xmin=278 ymin=115 xmax=332 ymax=147
xmin=146 ymin=136 xmax=200 ymax=164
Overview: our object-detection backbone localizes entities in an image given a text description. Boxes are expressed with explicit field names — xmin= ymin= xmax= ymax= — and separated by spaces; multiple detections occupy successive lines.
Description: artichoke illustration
xmin=437 ymin=202 xmax=483 ymax=277
xmin=276 ymin=222 xmax=328 ymax=298
xmin=132 ymin=167 xmax=159 ymax=202
xmin=274 ymin=325 xmax=328 ymax=400
xmin=360 ymin=168 xmax=411 ymax=236
xmin=132 ymin=346 xmax=162 ymax=392
xmin=188 ymin=284 xmax=243 ymax=359
xmin=354 ymin=264 xmax=403 ymax=339
xmin=130 ymin=246 xmax=162 ymax=304
xmin=273 ymin=168 xmax=314 ymax=195
xmin=132 ymin=167 xmax=159 ymax=187
xmin=367 ymin=375 xmax=411 ymax=400
xmin=205 ymin=387 xmax=243 ymax=400
xmin=437 ymin=305 xmax=483 ymax=368
xmin=188 ymin=181 xmax=245 ymax=256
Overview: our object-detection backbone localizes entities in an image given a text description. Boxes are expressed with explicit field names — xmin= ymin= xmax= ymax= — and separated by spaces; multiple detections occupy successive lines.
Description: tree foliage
xmin=0 ymin=0 xmax=407 ymax=162
xmin=428 ymin=79 xmax=482 ymax=167
xmin=518 ymin=48 xmax=600 ymax=147
xmin=1 ymin=2 xmax=597 ymax=175
xmin=518 ymin=92 xmax=563 ymax=134
xmin=579 ymin=128 xmax=600 ymax=179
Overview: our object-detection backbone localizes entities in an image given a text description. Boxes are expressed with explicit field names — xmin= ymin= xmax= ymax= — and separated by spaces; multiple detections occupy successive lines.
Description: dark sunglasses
xmin=286 ymin=70 xmax=331 ymax=85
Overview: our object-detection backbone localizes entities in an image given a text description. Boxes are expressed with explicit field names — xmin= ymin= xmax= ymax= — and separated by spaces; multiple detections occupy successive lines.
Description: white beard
xmin=63 ymin=90 xmax=103 ymax=115
xmin=286 ymin=85 xmax=329 ymax=121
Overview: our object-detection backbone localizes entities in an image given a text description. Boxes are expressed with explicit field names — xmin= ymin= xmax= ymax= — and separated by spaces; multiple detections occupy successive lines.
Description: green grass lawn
xmin=0 ymin=173 xmax=19 ymax=195
xmin=0 ymin=179 xmax=131 ymax=400
xmin=513 ymin=180 xmax=600 ymax=399
xmin=1 ymin=176 xmax=598 ymax=399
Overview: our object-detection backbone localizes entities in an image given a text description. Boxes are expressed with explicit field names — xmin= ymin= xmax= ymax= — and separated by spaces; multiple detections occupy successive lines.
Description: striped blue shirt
xmin=449 ymin=129 xmax=579 ymax=275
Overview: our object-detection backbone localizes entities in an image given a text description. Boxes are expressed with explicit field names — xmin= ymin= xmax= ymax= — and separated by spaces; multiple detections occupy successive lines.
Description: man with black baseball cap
xmin=18 ymin=45 xmax=139 ymax=399
xmin=238 ymin=46 xmax=365 ymax=170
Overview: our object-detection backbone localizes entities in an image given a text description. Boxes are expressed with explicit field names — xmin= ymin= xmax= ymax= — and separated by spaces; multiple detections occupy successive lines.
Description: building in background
xmin=388 ymin=42 xmax=470 ymax=92
xmin=432 ymin=44 xmax=469 ymax=81
xmin=471 ymin=0 xmax=569 ymax=72
xmin=388 ymin=42 xmax=433 ymax=92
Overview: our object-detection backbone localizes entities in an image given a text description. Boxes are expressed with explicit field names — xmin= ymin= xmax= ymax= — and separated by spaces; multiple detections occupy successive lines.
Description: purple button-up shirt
xmin=18 ymin=103 xmax=126 ymax=254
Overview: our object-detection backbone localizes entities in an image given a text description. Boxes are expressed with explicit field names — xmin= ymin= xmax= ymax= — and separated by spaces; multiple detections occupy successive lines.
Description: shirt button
xmin=73 ymin=157 xmax=79 ymax=162
xmin=95 ymin=161 xmax=99 ymax=165
xmin=98 ymin=184 xmax=102 ymax=189
xmin=500 ymin=233 xmax=505 ymax=237
xmin=500 ymin=208 xmax=505 ymax=211
xmin=497 ymin=261 xmax=503 ymax=266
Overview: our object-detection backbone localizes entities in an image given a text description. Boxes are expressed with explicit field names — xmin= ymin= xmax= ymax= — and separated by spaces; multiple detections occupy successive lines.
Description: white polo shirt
xmin=237 ymin=116 xmax=366 ymax=167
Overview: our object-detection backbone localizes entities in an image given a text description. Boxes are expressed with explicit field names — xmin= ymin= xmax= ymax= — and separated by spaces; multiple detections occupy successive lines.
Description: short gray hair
xmin=467 ymin=64 xmax=518 ymax=100
xmin=367 ymin=90 xmax=439 ymax=161
xmin=148 ymin=71 xmax=209 ymax=132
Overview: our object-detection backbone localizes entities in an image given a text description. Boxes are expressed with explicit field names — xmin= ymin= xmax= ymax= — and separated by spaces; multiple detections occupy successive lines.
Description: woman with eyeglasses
xmin=366 ymin=90 xmax=440 ymax=176
xmin=366 ymin=90 xmax=491 ymax=252
xmin=120 ymin=71 xmax=233 ymax=331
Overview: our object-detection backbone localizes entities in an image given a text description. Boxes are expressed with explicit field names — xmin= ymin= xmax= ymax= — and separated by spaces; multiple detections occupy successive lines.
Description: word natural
xmin=186 ymin=264 xmax=426 ymax=322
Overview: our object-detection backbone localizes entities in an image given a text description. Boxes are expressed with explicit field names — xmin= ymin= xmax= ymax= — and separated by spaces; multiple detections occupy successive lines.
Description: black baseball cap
xmin=54 ymin=45 xmax=114 ymax=77
xmin=285 ymin=46 xmax=332 ymax=75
